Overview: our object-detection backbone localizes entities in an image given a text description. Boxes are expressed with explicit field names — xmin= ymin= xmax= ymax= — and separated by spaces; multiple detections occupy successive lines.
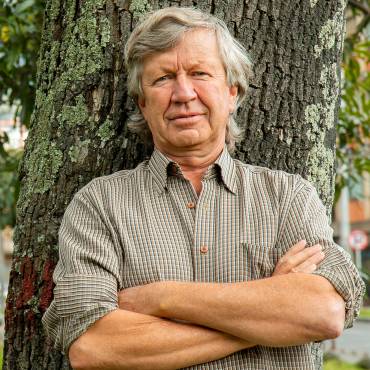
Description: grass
xmin=324 ymin=359 xmax=364 ymax=370
xmin=359 ymin=307 xmax=370 ymax=319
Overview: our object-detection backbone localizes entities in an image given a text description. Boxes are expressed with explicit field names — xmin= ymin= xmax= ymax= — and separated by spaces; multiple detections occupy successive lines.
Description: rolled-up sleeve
xmin=42 ymin=179 xmax=122 ymax=354
xmin=284 ymin=179 xmax=366 ymax=329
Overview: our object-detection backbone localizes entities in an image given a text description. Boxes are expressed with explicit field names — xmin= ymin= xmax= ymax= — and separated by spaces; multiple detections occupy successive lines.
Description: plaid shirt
xmin=43 ymin=147 xmax=365 ymax=369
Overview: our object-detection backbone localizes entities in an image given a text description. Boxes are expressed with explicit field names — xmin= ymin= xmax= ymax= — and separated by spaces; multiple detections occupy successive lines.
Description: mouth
xmin=167 ymin=113 xmax=205 ymax=125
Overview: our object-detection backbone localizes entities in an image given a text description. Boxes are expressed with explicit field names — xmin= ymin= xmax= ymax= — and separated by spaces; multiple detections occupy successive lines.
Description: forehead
xmin=141 ymin=29 xmax=224 ymax=74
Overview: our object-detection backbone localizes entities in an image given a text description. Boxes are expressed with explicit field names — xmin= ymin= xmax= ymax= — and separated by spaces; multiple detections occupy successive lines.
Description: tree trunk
xmin=3 ymin=0 xmax=346 ymax=368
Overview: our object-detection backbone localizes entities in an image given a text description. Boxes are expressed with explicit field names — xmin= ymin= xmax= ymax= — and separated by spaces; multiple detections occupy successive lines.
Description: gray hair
xmin=124 ymin=7 xmax=253 ymax=152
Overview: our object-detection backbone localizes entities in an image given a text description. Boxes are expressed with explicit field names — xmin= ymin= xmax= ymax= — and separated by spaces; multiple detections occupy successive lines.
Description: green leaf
xmin=14 ymin=0 xmax=36 ymax=15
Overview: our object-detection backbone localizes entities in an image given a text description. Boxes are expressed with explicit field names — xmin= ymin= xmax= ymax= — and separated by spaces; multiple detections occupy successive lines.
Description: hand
xmin=272 ymin=240 xmax=325 ymax=276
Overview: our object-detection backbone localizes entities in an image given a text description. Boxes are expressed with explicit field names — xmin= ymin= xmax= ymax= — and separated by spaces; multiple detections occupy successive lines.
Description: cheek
xmin=196 ymin=84 xmax=230 ymax=110
xmin=143 ymin=102 xmax=165 ymax=125
xmin=152 ymin=94 xmax=173 ymax=115
xmin=141 ymin=87 xmax=171 ymax=112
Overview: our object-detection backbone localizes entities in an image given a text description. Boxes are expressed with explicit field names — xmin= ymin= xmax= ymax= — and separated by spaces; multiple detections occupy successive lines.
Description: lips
xmin=167 ymin=112 xmax=205 ymax=120
xmin=167 ymin=114 xmax=205 ymax=126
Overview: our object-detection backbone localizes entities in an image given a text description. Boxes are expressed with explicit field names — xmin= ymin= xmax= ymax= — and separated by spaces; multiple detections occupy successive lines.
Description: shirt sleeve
xmin=278 ymin=177 xmax=366 ymax=329
xmin=42 ymin=179 xmax=122 ymax=354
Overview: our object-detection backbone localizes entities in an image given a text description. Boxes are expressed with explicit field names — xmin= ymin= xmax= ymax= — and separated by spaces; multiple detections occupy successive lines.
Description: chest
xmin=111 ymin=177 xmax=283 ymax=288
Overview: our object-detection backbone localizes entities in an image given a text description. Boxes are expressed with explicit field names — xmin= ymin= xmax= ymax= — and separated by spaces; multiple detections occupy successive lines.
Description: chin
xmin=173 ymin=129 xmax=209 ymax=145
xmin=171 ymin=136 xmax=205 ymax=148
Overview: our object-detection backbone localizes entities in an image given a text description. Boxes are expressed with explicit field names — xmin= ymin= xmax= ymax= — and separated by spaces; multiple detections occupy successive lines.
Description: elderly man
xmin=43 ymin=7 xmax=365 ymax=370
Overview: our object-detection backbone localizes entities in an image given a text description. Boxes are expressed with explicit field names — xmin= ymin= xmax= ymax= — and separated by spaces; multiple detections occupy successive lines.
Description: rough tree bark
xmin=3 ymin=0 xmax=346 ymax=368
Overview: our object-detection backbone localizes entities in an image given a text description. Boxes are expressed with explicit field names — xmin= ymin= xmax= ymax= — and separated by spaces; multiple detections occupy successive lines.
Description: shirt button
xmin=187 ymin=202 xmax=195 ymax=209
xmin=200 ymin=245 xmax=208 ymax=254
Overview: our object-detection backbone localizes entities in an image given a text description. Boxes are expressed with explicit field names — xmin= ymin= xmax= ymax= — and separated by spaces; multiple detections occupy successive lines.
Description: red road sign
xmin=349 ymin=230 xmax=369 ymax=251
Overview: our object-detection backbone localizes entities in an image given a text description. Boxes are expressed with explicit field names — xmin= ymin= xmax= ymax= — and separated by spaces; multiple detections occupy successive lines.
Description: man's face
xmin=138 ymin=29 xmax=238 ymax=153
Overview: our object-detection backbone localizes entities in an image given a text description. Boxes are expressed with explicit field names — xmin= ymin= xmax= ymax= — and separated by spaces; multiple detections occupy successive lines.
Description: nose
xmin=171 ymin=75 xmax=197 ymax=103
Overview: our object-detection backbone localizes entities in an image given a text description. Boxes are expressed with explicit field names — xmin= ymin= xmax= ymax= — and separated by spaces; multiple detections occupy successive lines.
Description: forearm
xmin=156 ymin=274 xmax=345 ymax=346
xmin=69 ymin=308 xmax=254 ymax=370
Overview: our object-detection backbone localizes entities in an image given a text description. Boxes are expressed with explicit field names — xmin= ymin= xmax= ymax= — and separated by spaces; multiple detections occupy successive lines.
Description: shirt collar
xmin=148 ymin=148 xmax=173 ymax=194
xmin=214 ymin=146 xmax=237 ymax=194
xmin=148 ymin=146 xmax=237 ymax=195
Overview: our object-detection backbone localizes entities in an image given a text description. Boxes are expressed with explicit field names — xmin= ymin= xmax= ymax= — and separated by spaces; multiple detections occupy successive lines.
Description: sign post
xmin=349 ymin=230 xmax=369 ymax=271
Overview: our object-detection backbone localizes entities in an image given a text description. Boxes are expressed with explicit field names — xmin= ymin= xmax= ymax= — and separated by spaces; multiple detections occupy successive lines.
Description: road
xmin=323 ymin=320 xmax=370 ymax=363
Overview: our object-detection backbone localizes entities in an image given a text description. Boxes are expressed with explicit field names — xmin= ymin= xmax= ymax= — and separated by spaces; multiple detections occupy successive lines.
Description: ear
xmin=138 ymin=96 xmax=146 ymax=110
xmin=228 ymin=86 xmax=238 ymax=113
xmin=138 ymin=96 xmax=148 ymax=121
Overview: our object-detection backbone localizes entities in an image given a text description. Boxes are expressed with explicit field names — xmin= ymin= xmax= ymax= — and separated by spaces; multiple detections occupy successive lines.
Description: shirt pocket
xmin=242 ymin=243 xmax=282 ymax=280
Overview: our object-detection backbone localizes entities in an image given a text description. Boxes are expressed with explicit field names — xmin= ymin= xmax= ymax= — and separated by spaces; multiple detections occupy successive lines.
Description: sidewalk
xmin=323 ymin=320 xmax=370 ymax=364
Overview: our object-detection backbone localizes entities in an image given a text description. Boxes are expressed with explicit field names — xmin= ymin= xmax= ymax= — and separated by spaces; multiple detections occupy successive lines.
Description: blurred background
xmin=0 ymin=0 xmax=369 ymax=369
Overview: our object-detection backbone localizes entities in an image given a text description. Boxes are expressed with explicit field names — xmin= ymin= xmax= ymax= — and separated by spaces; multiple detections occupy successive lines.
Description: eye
xmin=192 ymin=71 xmax=208 ymax=76
xmin=154 ymin=74 xmax=173 ymax=84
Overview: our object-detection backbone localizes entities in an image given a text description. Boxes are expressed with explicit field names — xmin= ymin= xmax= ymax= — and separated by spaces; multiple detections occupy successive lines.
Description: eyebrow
xmin=149 ymin=61 xmax=216 ymax=74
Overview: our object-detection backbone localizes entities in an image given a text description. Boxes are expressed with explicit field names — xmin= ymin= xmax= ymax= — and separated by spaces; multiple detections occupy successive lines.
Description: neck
xmin=160 ymin=142 xmax=224 ymax=173
xmin=157 ymin=141 xmax=225 ymax=195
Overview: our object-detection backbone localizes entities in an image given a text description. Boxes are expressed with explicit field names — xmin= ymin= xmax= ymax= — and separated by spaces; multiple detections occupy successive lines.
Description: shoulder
xmin=74 ymin=160 xmax=150 ymax=201
xmin=234 ymin=159 xmax=314 ymax=196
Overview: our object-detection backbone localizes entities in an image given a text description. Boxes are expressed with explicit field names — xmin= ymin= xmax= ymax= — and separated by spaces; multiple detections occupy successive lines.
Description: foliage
xmin=0 ymin=0 xmax=44 ymax=229
xmin=336 ymin=35 xmax=370 ymax=201
xmin=334 ymin=1 xmax=370 ymax=201
xmin=0 ymin=140 xmax=22 ymax=229
xmin=0 ymin=0 xmax=45 ymax=127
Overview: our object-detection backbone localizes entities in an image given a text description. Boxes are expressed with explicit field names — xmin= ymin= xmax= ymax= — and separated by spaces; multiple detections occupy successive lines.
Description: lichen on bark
xmin=68 ymin=139 xmax=91 ymax=163
xmin=129 ymin=0 xmax=152 ymax=17
xmin=304 ymin=62 xmax=340 ymax=208
xmin=97 ymin=119 xmax=115 ymax=146
xmin=58 ymin=94 xmax=90 ymax=127
xmin=314 ymin=1 xmax=346 ymax=58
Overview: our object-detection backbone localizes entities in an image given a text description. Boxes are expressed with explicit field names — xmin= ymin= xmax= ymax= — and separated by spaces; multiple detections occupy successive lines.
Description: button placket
xmin=193 ymin=181 xmax=216 ymax=281
xmin=168 ymin=176 xmax=197 ymax=244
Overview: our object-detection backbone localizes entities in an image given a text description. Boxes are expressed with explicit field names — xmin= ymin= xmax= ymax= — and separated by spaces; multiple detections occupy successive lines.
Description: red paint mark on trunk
xmin=16 ymin=256 xmax=36 ymax=309
xmin=4 ymin=268 xmax=18 ymax=331
xmin=26 ymin=311 xmax=35 ymax=328
xmin=39 ymin=259 xmax=56 ymax=312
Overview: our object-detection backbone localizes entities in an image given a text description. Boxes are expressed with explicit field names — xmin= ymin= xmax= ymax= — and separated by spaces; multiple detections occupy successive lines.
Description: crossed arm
xmin=69 ymin=241 xmax=345 ymax=370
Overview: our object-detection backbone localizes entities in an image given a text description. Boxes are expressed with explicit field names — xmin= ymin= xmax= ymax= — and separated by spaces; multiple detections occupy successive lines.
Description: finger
xmin=273 ymin=243 xmax=322 ymax=276
xmin=282 ymin=240 xmax=306 ymax=258
xmin=293 ymin=264 xmax=317 ymax=274
xmin=285 ymin=244 xmax=322 ymax=267
xmin=296 ymin=251 xmax=325 ymax=271
xmin=275 ymin=244 xmax=322 ymax=274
